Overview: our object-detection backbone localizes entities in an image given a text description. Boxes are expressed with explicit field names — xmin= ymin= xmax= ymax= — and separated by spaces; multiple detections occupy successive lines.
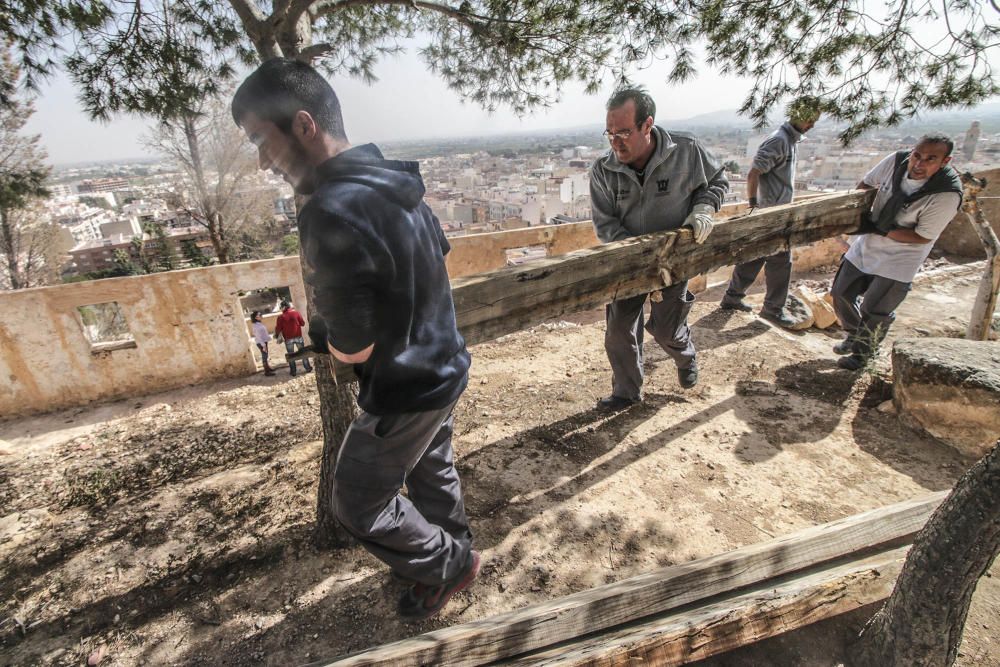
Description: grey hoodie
xmin=752 ymin=122 xmax=803 ymax=208
xmin=589 ymin=126 xmax=729 ymax=242
xmin=299 ymin=143 xmax=470 ymax=415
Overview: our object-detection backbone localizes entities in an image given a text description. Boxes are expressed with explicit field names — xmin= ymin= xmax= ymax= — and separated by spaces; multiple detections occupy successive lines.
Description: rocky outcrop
xmin=892 ymin=338 xmax=1000 ymax=459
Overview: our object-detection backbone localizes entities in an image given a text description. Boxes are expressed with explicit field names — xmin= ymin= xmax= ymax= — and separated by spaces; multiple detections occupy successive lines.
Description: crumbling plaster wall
xmin=935 ymin=168 xmax=1000 ymax=258
xmin=1 ymin=203 xmax=850 ymax=419
xmin=0 ymin=257 xmax=306 ymax=419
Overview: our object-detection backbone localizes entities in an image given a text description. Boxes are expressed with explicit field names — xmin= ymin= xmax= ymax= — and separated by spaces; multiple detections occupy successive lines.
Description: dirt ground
xmin=1 ymin=259 xmax=998 ymax=667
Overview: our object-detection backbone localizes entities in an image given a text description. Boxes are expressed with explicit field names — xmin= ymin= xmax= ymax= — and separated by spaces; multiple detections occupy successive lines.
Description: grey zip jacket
xmin=590 ymin=126 xmax=729 ymax=242
xmin=753 ymin=122 xmax=803 ymax=207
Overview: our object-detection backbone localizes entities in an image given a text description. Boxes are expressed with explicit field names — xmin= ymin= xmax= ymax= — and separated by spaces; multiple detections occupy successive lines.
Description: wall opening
xmin=238 ymin=286 xmax=294 ymax=372
xmin=505 ymin=244 xmax=548 ymax=267
xmin=77 ymin=302 xmax=137 ymax=352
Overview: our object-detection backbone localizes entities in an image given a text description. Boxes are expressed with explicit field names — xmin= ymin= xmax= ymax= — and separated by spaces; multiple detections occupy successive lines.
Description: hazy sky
xmin=23 ymin=25 xmax=999 ymax=167
xmin=25 ymin=45 xmax=758 ymax=166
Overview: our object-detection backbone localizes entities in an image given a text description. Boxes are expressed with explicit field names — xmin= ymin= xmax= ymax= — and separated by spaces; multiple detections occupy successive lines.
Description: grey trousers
xmin=333 ymin=398 xmax=473 ymax=585
xmin=605 ymin=281 xmax=696 ymax=401
xmin=723 ymin=250 xmax=792 ymax=315
xmin=831 ymin=259 xmax=911 ymax=355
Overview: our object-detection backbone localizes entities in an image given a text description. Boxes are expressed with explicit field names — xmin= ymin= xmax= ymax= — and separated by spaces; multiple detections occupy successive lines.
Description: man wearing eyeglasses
xmin=590 ymin=87 xmax=729 ymax=410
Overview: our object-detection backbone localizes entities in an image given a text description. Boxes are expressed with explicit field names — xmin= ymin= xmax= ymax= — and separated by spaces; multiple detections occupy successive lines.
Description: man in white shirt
xmin=831 ymin=135 xmax=963 ymax=370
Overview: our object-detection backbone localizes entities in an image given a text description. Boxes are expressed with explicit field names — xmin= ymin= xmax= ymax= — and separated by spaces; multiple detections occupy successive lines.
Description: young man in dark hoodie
xmin=231 ymin=58 xmax=477 ymax=620
xmin=831 ymin=134 xmax=963 ymax=370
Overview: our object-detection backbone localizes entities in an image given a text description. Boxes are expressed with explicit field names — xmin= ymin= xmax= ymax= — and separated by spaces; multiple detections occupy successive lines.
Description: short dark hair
xmin=606 ymin=87 xmax=656 ymax=127
xmin=231 ymin=58 xmax=347 ymax=140
xmin=917 ymin=133 xmax=954 ymax=156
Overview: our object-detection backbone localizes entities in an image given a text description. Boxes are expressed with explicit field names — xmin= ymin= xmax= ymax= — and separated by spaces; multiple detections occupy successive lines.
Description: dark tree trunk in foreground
xmin=312 ymin=356 xmax=357 ymax=548
xmin=855 ymin=440 xmax=1000 ymax=666
xmin=295 ymin=224 xmax=357 ymax=548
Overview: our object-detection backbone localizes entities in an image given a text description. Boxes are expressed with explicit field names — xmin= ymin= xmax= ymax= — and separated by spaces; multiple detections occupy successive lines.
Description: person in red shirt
xmin=274 ymin=300 xmax=313 ymax=376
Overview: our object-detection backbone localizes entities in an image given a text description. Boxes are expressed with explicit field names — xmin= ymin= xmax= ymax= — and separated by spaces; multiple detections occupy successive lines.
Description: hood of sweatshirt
xmin=314 ymin=143 xmax=426 ymax=210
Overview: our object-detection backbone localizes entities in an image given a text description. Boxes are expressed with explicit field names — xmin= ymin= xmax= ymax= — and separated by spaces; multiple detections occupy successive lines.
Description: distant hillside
xmin=662 ymin=101 xmax=1000 ymax=133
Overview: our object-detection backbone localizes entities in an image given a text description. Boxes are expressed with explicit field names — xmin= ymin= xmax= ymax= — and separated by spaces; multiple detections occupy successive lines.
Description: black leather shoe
xmin=832 ymin=339 xmax=854 ymax=355
xmin=760 ymin=309 xmax=797 ymax=328
xmin=837 ymin=354 xmax=865 ymax=371
xmin=678 ymin=365 xmax=699 ymax=389
xmin=597 ymin=395 xmax=639 ymax=411
xmin=720 ymin=299 xmax=753 ymax=312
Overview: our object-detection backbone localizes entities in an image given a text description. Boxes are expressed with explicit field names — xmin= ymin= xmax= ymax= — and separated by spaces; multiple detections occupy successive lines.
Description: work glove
xmin=683 ymin=203 xmax=715 ymax=244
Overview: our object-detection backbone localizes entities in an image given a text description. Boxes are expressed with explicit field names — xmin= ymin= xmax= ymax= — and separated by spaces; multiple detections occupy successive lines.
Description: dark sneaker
xmin=596 ymin=395 xmax=639 ymax=411
xmin=837 ymin=354 xmax=865 ymax=371
xmin=832 ymin=339 xmax=854 ymax=355
xmin=760 ymin=309 xmax=797 ymax=328
xmin=678 ymin=365 xmax=699 ymax=389
xmin=264 ymin=370 xmax=276 ymax=376
xmin=399 ymin=550 xmax=480 ymax=621
xmin=720 ymin=299 xmax=753 ymax=312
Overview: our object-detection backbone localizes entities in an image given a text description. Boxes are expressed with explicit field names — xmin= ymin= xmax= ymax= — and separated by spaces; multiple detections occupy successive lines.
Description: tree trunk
xmin=854 ymin=440 xmax=1000 ymax=666
xmin=182 ymin=114 xmax=229 ymax=264
xmin=961 ymin=174 xmax=999 ymax=341
xmin=312 ymin=355 xmax=357 ymax=549
xmin=293 ymin=196 xmax=356 ymax=549
xmin=0 ymin=207 xmax=23 ymax=289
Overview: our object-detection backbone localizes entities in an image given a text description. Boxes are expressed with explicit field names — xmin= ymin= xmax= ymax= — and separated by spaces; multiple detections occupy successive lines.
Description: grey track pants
xmin=333 ymin=398 xmax=473 ymax=585
xmin=605 ymin=281 xmax=696 ymax=401
xmin=831 ymin=258 xmax=911 ymax=355
xmin=722 ymin=250 xmax=793 ymax=315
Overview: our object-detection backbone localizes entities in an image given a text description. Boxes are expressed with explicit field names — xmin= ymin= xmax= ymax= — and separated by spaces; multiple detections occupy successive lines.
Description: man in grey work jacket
xmin=831 ymin=134 xmax=962 ymax=371
xmin=590 ymin=87 xmax=729 ymax=411
xmin=721 ymin=103 xmax=821 ymax=326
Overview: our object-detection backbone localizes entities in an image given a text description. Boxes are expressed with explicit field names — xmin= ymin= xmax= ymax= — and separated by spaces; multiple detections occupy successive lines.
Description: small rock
xmin=877 ymin=400 xmax=896 ymax=414
xmin=87 ymin=646 xmax=107 ymax=666
xmin=480 ymin=377 xmax=488 ymax=384
xmin=191 ymin=574 xmax=203 ymax=584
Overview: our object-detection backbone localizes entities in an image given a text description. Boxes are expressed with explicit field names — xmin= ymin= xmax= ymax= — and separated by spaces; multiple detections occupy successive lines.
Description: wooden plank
xmin=452 ymin=190 xmax=872 ymax=347
xmin=314 ymin=190 xmax=872 ymax=381
xmin=309 ymin=492 xmax=943 ymax=667
xmin=498 ymin=546 xmax=908 ymax=666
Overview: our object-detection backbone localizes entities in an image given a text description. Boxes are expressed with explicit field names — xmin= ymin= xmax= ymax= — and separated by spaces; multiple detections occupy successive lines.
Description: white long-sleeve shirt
xmin=252 ymin=321 xmax=271 ymax=345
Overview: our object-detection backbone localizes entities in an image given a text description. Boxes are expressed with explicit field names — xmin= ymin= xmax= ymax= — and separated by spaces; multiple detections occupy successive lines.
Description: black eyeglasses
xmin=603 ymin=128 xmax=636 ymax=142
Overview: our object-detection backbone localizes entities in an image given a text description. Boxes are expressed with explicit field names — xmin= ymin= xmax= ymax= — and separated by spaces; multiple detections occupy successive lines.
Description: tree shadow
xmin=849 ymin=379 xmax=967 ymax=491
xmin=690 ymin=308 xmax=773 ymax=353
xmin=725 ymin=359 xmax=855 ymax=465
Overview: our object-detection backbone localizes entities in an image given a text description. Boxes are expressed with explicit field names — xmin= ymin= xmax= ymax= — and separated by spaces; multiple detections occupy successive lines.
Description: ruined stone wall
xmin=0 ymin=257 xmax=306 ymax=419
xmin=935 ymin=168 xmax=1000 ymax=259
xmin=1 ymin=199 xmax=849 ymax=419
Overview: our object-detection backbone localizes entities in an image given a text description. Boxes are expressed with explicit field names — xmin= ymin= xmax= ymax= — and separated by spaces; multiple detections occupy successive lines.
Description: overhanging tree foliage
xmin=8 ymin=0 xmax=999 ymax=143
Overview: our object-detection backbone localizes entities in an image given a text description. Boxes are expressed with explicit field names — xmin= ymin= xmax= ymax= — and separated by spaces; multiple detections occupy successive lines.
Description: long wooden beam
xmin=320 ymin=190 xmax=873 ymax=380
xmin=453 ymin=190 xmax=872 ymax=346
xmin=498 ymin=546 xmax=908 ymax=666
xmin=308 ymin=491 xmax=942 ymax=667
